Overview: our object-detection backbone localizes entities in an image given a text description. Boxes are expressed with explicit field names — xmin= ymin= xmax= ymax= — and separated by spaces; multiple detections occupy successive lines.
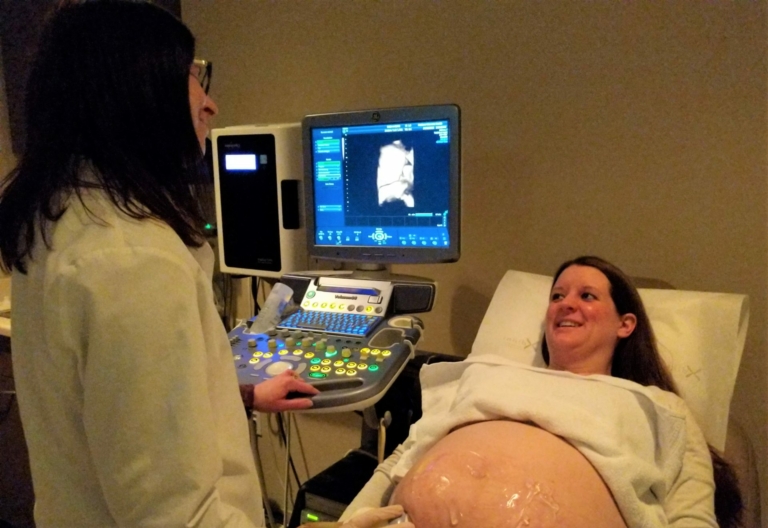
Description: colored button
xmin=321 ymin=366 xmax=332 ymax=373
xmin=263 ymin=352 xmax=274 ymax=359
xmin=321 ymin=303 xmax=328 ymax=308
xmin=325 ymin=349 xmax=338 ymax=357
xmin=371 ymin=349 xmax=381 ymax=356
xmin=365 ymin=306 xmax=373 ymax=313
xmin=346 ymin=370 xmax=357 ymax=376
xmin=347 ymin=362 xmax=357 ymax=368
xmin=382 ymin=350 xmax=391 ymax=357
xmin=302 ymin=301 xmax=310 ymax=308
xmin=253 ymin=351 xmax=263 ymax=357
xmin=335 ymin=368 xmax=346 ymax=375
xmin=368 ymin=364 xmax=379 ymax=372
xmin=304 ymin=352 xmax=315 ymax=359
xmin=249 ymin=358 xmax=260 ymax=364
xmin=357 ymin=363 xmax=368 ymax=370
xmin=333 ymin=360 xmax=344 ymax=367
xmin=293 ymin=349 xmax=303 ymax=356
xmin=330 ymin=303 xmax=337 ymax=309
xmin=310 ymin=358 xmax=321 ymax=364
xmin=339 ymin=304 xmax=346 ymax=310
xmin=361 ymin=348 xmax=371 ymax=354
xmin=278 ymin=349 xmax=289 ymax=356
xmin=342 ymin=348 xmax=352 ymax=358
xmin=309 ymin=372 xmax=326 ymax=379
xmin=306 ymin=290 xmax=316 ymax=299
xmin=321 ymin=359 xmax=332 ymax=365
xmin=310 ymin=365 xmax=321 ymax=372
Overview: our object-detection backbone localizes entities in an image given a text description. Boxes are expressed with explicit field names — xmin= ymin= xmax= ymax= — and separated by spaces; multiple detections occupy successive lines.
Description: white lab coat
xmin=12 ymin=190 xmax=264 ymax=527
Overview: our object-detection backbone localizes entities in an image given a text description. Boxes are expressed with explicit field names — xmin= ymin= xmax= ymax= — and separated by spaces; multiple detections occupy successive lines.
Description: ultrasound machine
xmin=213 ymin=104 xmax=461 ymax=414
xmin=212 ymin=104 xmax=460 ymax=526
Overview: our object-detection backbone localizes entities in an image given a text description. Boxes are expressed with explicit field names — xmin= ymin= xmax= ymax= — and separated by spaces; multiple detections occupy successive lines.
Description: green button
xmin=310 ymin=358 xmax=322 ymax=364
xmin=368 ymin=365 xmax=379 ymax=372
xmin=325 ymin=350 xmax=338 ymax=357
xmin=309 ymin=372 xmax=327 ymax=379
xmin=306 ymin=291 xmax=316 ymax=298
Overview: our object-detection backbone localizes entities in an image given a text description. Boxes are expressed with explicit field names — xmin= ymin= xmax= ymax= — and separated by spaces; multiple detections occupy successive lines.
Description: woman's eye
xmin=551 ymin=293 xmax=564 ymax=301
xmin=581 ymin=292 xmax=596 ymax=300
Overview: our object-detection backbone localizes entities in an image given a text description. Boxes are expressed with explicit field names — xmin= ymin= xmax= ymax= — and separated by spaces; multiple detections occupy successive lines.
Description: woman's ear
xmin=617 ymin=313 xmax=637 ymax=338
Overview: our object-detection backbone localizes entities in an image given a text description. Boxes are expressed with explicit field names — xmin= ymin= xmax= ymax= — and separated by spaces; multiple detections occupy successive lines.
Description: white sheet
xmin=391 ymin=355 xmax=690 ymax=527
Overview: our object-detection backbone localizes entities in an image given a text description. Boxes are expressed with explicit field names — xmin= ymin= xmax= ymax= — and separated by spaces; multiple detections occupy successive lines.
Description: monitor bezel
xmin=302 ymin=104 xmax=461 ymax=266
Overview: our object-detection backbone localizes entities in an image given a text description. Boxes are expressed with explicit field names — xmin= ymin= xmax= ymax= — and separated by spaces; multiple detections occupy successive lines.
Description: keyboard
xmin=277 ymin=310 xmax=383 ymax=337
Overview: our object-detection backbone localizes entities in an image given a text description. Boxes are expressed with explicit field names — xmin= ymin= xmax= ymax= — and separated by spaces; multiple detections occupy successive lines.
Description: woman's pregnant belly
xmin=390 ymin=420 xmax=627 ymax=528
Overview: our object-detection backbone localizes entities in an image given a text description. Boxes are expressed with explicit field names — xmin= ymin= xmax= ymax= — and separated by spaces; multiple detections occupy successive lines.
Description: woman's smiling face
xmin=545 ymin=265 xmax=636 ymax=375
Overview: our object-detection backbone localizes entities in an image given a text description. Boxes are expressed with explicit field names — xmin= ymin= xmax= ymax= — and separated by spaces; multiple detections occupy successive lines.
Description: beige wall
xmin=183 ymin=1 xmax=767 ymax=523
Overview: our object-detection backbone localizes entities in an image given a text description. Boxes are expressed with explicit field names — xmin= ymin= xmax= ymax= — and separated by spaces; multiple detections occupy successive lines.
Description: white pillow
xmin=470 ymin=270 xmax=749 ymax=451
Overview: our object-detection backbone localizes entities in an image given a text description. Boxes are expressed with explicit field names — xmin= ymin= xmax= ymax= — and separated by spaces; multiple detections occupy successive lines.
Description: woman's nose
xmin=204 ymin=94 xmax=219 ymax=116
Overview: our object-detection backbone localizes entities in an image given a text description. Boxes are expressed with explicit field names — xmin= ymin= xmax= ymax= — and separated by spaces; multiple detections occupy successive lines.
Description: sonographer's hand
xmin=343 ymin=505 xmax=414 ymax=528
xmin=252 ymin=370 xmax=319 ymax=412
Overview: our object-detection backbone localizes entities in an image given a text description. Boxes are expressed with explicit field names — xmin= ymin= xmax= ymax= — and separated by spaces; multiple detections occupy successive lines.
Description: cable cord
xmin=250 ymin=413 xmax=277 ymax=528
xmin=291 ymin=413 xmax=311 ymax=482
xmin=281 ymin=413 xmax=292 ymax=526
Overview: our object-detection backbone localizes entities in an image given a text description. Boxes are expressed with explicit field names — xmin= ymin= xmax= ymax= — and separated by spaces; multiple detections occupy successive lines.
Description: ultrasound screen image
xmin=343 ymin=130 xmax=449 ymax=224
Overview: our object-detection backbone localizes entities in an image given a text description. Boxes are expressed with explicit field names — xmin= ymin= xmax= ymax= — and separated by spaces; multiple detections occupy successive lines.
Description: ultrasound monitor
xmin=302 ymin=104 xmax=460 ymax=270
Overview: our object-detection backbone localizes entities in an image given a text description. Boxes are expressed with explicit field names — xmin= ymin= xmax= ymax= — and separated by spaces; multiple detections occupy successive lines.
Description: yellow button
xmin=357 ymin=363 xmax=368 ymax=370
xmin=303 ymin=301 xmax=310 ymax=307
xmin=361 ymin=348 xmax=371 ymax=354
xmin=371 ymin=349 xmax=381 ymax=356
xmin=382 ymin=350 xmax=391 ymax=357
xmin=321 ymin=366 xmax=332 ymax=373
xmin=304 ymin=352 xmax=315 ymax=359
xmin=253 ymin=351 xmax=263 ymax=357
xmin=293 ymin=349 xmax=303 ymax=356
xmin=248 ymin=358 xmax=260 ymax=364
xmin=263 ymin=352 xmax=273 ymax=359
xmin=321 ymin=303 xmax=328 ymax=308
xmin=365 ymin=306 xmax=373 ymax=313
xmin=338 ymin=304 xmax=345 ymax=310
xmin=347 ymin=362 xmax=357 ymax=368
xmin=335 ymin=368 xmax=346 ymax=375
xmin=346 ymin=369 xmax=357 ymax=376
xmin=312 ymin=302 xmax=318 ymax=308
xmin=310 ymin=365 xmax=321 ymax=372
xmin=321 ymin=359 xmax=332 ymax=365
xmin=330 ymin=303 xmax=337 ymax=309
xmin=334 ymin=360 xmax=344 ymax=367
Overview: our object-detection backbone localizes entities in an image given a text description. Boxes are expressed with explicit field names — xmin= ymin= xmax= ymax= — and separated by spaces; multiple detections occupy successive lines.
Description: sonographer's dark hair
xmin=0 ymin=0 xmax=208 ymax=273
xmin=542 ymin=255 xmax=743 ymax=528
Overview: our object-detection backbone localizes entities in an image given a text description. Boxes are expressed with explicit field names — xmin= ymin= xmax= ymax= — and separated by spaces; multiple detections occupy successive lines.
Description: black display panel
xmin=216 ymin=133 xmax=281 ymax=272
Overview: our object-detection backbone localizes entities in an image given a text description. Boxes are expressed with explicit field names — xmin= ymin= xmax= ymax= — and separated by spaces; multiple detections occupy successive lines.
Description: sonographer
xmin=0 ymin=1 xmax=412 ymax=526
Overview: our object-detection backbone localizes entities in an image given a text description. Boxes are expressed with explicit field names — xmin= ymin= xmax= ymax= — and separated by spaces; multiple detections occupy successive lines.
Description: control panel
xmin=229 ymin=314 xmax=423 ymax=412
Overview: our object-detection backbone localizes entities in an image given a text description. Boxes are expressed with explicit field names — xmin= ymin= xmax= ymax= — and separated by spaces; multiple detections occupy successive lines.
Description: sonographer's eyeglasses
xmin=191 ymin=59 xmax=212 ymax=94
